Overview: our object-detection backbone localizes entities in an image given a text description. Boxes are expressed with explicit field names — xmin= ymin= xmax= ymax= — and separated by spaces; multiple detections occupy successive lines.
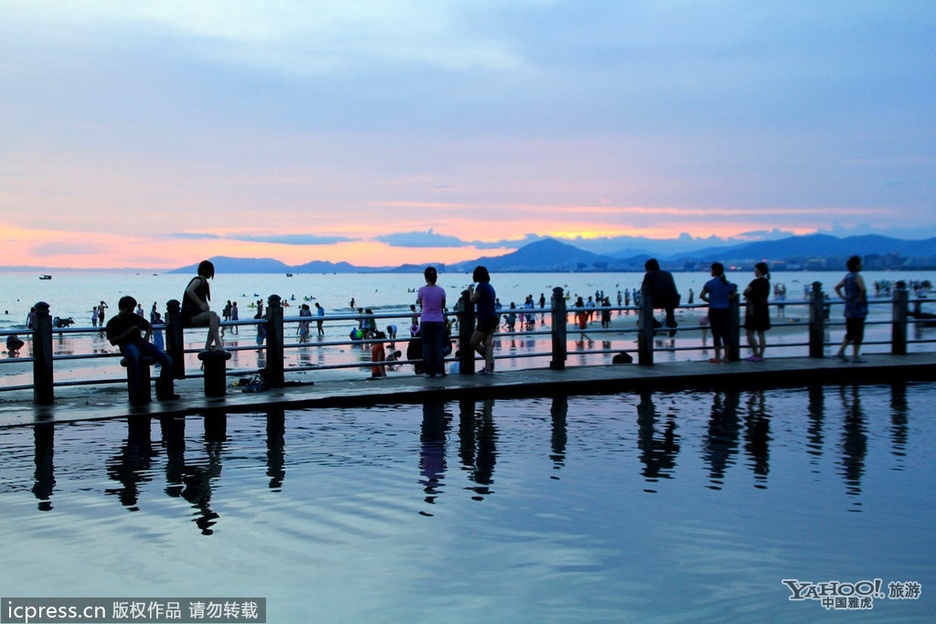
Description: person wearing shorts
xmin=834 ymin=255 xmax=869 ymax=363
xmin=468 ymin=265 xmax=498 ymax=374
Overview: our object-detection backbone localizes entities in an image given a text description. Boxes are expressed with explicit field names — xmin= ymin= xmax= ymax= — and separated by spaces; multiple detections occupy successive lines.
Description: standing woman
xmin=700 ymin=262 xmax=738 ymax=363
xmin=834 ymin=255 xmax=868 ymax=363
xmin=743 ymin=261 xmax=772 ymax=362
xmin=417 ymin=266 xmax=447 ymax=377
xmin=182 ymin=259 xmax=223 ymax=350
xmin=468 ymin=265 xmax=497 ymax=374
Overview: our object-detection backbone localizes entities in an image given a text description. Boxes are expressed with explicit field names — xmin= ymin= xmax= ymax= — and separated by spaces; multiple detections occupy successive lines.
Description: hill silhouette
xmin=448 ymin=239 xmax=616 ymax=272
xmin=165 ymin=234 xmax=936 ymax=274
xmin=672 ymin=233 xmax=936 ymax=262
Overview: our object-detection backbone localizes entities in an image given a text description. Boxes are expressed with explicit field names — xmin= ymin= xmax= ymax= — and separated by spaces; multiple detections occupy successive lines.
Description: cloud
xmin=735 ymin=228 xmax=797 ymax=241
xmin=30 ymin=242 xmax=100 ymax=256
xmin=2 ymin=1 xmax=936 ymax=270
xmin=374 ymin=231 xmax=548 ymax=250
xmin=375 ymin=230 xmax=466 ymax=248
xmin=234 ymin=234 xmax=355 ymax=246
xmin=17 ymin=1 xmax=525 ymax=77
xmin=166 ymin=232 xmax=226 ymax=241
xmin=167 ymin=232 xmax=355 ymax=245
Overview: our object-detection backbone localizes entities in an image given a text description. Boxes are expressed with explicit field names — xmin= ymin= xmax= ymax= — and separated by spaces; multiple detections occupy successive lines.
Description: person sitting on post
xmin=641 ymin=258 xmax=681 ymax=331
xmin=181 ymin=259 xmax=223 ymax=351
xmin=106 ymin=296 xmax=179 ymax=401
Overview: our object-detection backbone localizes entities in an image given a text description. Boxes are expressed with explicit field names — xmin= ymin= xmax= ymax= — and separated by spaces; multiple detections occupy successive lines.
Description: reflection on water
xmin=890 ymin=382 xmax=909 ymax=467
xmin=101 ymin=413 xmax=228 ymax=534
xmin=419 ymin=400 xmax=447 ymax=510
xmin=5 ymin=383 xmax=936 ymax=622
xmin=266 ymin=408 xmax=286 ymax=491
xmin=637 ymin=391 xmax=680 ymax=486
xmin=704 ymin=390 xmax=741 ymax=490
xmin=32 ymin=423 xmax=54 ymax=511
xmin=839 ymin=386 xmax=868 ymax=511
xmin=104 ymin=415 xmax=156 ymax=511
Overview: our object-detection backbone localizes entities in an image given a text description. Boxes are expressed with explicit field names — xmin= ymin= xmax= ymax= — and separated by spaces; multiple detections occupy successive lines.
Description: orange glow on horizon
xmin=1 ymin=221 xmax=515 ymax=270
xmin=0 ymin=217 xmax=847 ymax=271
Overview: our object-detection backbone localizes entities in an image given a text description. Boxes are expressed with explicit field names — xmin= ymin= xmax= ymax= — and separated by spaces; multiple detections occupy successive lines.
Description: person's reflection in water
xmin=889 ymin=382 xmax=909 ymax=470
xmin=33 ymin=423 xmax=55 ymax=511
xmin=160 ymin=411 xmax=226 ymax=535
xmin=550 ymin=396 xmax=569 ymax=476
xmin=419 ymin=400 xmax=449 ymax=515
xmin=839 ymin=385 xmax=868 ymax=511
xmin=185 ymin=410 xmax=226 ymax=534
xmin=743 ymin=391 xmax=771 ymax=488
xmin=703 ymin=391 xmax=741 ymax=490
xmin=160 ymin=415 xmax=186 ymax=499
xmin=457 ymin=398 xmax=498 ymax=501
xmin=298 ymin=345 xmax=311 ymax=368
xmin=267 ymin=409 xmax=286 ymax=491
xmin=636 ymin=391 xmax=680 ymax=488
xmin=471 ymin=400 xmax=497 ymax=500
xmin=105 ymin=416 xmax=156 ymax=511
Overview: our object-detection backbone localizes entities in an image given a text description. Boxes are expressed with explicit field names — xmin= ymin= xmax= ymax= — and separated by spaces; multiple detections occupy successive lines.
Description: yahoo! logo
xmin=782 ymin=578 xmax=921 ymax=611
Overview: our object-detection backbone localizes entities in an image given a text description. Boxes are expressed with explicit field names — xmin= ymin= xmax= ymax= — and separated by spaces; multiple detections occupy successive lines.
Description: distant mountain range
xmin=169 ymin=234 xmax=936 ymax=274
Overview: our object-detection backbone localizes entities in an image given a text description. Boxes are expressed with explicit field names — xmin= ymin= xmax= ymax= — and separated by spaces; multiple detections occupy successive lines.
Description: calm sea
xmin=0 ymin=385 xmax=933 ymax=622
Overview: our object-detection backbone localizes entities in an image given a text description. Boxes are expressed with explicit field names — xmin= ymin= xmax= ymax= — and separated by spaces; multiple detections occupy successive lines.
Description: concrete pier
xmin=2 ymin=353 xmax=935 ymax=428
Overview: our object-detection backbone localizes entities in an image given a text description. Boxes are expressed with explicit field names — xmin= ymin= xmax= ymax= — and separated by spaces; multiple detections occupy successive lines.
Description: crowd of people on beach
xmin=368 ymin=254 xmax=875 ymax=375
xmin=3 ymin=254 xmax=907 ymax=389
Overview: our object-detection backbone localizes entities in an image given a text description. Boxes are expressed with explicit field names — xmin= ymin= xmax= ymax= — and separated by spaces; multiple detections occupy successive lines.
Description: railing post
xmin=729 ymin=294 xmax=741 ymax=362
xmin=198 ymin=350 xmax=232 ymax=397
xmin=265 ymin=295 xmax=285 ymax=388
xmin=808 ymin=281 xmax=825 ymax=358
xmin=458 ymin=289 xmax=475 ymax=375
xmin=165 ymin=299 xmax=185 ymax=379
xmin=892 ymin=281 xmax=908 ymax=355
xmin=549 ymin=287 xmax=566 ymax=370
xmin=638 ymin=289 xmax=655 ymax=365
xmin=32 ymin=301 xmax=54 ymax=405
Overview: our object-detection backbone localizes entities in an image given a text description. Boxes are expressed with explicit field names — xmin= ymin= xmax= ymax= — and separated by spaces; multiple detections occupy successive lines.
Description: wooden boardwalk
xmin=2 ymin=353 xmax=936 ymax=428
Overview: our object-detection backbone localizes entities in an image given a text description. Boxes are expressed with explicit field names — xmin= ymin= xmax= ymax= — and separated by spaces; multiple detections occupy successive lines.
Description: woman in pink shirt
xmin=417 ymin=266 xmax=447 ymax=377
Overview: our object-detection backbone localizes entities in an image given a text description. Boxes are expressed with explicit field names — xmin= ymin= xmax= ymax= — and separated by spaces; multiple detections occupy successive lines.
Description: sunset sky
xmin=2 ymin=1 xmax=934 ymax=269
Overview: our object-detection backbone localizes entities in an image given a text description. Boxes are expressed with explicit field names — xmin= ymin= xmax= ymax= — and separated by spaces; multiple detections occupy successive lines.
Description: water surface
xmin=1 ymin=383 xmax=933 ymax=622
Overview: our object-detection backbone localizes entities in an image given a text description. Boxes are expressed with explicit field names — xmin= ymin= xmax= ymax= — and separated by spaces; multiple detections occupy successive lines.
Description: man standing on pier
xmin=106 ymin=296 xmax=179 ymax=401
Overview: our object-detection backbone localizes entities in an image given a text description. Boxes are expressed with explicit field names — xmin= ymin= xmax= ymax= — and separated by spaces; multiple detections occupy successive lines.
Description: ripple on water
xmin=1 ymin=385 xmax=935 ymax=622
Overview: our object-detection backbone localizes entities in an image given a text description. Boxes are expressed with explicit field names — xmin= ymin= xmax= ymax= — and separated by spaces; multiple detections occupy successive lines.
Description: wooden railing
xmin=2 ymin=281 xmax=933 ymax=405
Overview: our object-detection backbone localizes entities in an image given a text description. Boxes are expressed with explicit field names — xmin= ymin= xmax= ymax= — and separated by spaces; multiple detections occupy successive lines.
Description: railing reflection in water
xmin=21 ymin=382 xmax=922 ymax=530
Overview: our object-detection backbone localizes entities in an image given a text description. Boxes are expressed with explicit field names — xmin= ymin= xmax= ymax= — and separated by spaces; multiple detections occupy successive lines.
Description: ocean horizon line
xmin=0 ymin=266 xmax=891 ymax=275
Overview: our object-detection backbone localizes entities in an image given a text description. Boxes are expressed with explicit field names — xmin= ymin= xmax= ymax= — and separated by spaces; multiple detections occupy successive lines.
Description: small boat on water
xmin=39 ymin=274 xmax=52 ymax=280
